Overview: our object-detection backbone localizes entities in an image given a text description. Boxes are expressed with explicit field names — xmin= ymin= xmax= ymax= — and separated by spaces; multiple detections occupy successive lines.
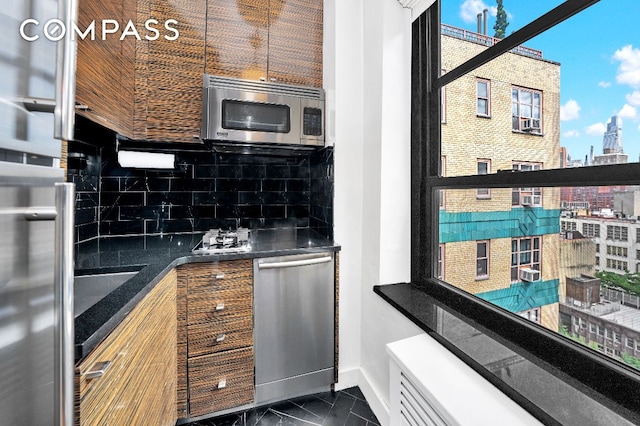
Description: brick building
xmin=439 ymin=25 xmax=561 ymax=330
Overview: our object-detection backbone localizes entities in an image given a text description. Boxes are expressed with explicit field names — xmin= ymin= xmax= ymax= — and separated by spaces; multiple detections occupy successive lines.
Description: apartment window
xmin=441 ymin=70 xmax=447 ymax=123
xmin=437 ymin=244 xmax=444 ymax=279
xmin=605 ymin=329 xmax=612 ymax=340
xmin=561 ymin=221 xmax=577 ymax=231
xmin=476 ymin=159 xmax=490 ymax=199
xmin=606 ymin=259 xmax=628 ymax=271
xmin=511 ymin=237 xmax=540 ymax=282
xmin=615 ymin=332 xmax=622 ymax=344
xmin=626 ymin=337 xmax=634 ymax=349
xmin=512 ymin=86 xmax=542 ymax=133
xmin=607 ymin=225 xmax=628 ymax=241
xmin=519 ymin=308 xmax=540 ymax=324
xmin=439 ymin=156 xmax=446 ymax=209
xmin=476 ymin=79 xmax=490 ymax=117
xmin=606 ymin=245 xmax=628 ymax=257
xmin=596 ymin=244 xmax=600 ymax=253
xmin=511 ymin=162 xmax=542 ymax=207
xmin=637 ymin=227 xmax=640 ymax=242
xmin=583 ymin=223 xmax=601 ymax=238
xmin=637 ymin=249 xmax=640 ymax=261
xmin=595 ymin=256 xmax=600 ymax=266
xmin=476 ymin=241 xmax=489 ymax=279
xmin=392 ymin=3 xmax=640 ymax=423
xmin=598 ymin=325 xmax=604 ymax=337
xmin=590 ymin=323 xmax=597 ymax=334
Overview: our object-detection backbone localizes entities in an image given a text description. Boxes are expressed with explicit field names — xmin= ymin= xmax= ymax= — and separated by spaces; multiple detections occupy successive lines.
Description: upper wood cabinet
xmin=75 ymin=0 xmax=323 ymax=143
xmin=206 ymin=0 xmax=323 ymax=88
xmin=75 ymin=0 xmax=206 ymax=143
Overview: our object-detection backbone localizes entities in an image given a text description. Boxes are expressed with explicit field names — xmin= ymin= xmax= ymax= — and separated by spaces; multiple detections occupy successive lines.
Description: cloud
xmin=560 ymin=99 xmax=581 ymax=121
xmin=613 ymin=45 xmax=640 ymax=89
xmin=586 ymin=122 xmax=606 ymax=136
xmin=598 ymin=81 xmax=612 ymax=88
xmin=459 ymin=0 xmax=497 ymax=24
xmin=563 ymin=130 xmax=580 ymax=138
xmin=626 ymin=91 xmax=640 ymax=106
xmin=619 ymin=104 xmax=638 ymax=120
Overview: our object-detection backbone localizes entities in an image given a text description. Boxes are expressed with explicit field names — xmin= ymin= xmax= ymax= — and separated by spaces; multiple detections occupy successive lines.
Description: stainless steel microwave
xmin=201 ymin=75 xmax=325 ymax=147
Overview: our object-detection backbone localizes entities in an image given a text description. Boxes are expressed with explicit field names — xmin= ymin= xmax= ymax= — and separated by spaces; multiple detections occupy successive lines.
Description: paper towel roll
xmin=117 ymin=150 xmax=175 ymax=169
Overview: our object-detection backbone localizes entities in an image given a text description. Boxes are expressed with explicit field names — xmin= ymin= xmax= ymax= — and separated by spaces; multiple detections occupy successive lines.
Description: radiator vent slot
xmin=400 ymin=372 xmax=448 ymax=426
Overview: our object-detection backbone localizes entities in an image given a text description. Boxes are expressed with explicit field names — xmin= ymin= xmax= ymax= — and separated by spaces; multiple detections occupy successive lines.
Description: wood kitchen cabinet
xmin=76 ymin=0 xmax=323 ymax=143
xmin=206 ymin=0 xmax=323 ymax=87
xmin=176 ymin=260 xmax=254 ymax=419
xmin=75 ymin=270 xmax=177 ymax=426
xmin=75 ymin=0 xmax=206 ymax=143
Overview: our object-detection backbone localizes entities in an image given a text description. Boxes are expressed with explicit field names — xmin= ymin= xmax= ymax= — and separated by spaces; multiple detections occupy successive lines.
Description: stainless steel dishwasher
xmin=254 ymin=252 xmax=335 ymax=404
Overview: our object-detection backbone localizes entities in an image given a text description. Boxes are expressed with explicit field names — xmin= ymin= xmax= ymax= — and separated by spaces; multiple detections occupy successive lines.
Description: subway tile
xmin=194 ymin=164 xmax=218 ymax=178
xmin=100 ymin=191 xmax=144 ymax=207
xmin=217 ymin=179 xmax=261 ymax=192
xmin=147 ymin=192 xmax=192 ymax=206
xmin=262 ymin=179 xmax=287 ymax=192
xmin=193 ymin=191 xmax=238 ymax=205
xmin=262 ymin=205 xmax=286 ymax=219
xmin=145 ymin=219 xmax=193 ymax=234
xmin=241 ymin=164 xmax=266 ymax=179
xmin=100 ymin=220 xmax=144 ymax=236
xmin=217 ymin=165 xmax=242 ymax=178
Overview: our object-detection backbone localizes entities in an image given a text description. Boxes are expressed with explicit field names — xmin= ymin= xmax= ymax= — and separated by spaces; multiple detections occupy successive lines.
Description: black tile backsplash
xmin=67 ymin=121 xmax=334 ymax=244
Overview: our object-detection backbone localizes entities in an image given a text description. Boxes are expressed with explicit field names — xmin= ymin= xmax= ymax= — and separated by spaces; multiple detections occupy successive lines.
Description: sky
xmin=441 ymin=0 xmax=640 ymax=164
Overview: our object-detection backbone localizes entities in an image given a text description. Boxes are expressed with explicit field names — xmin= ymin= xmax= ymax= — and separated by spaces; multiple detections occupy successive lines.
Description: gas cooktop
xmin=192 ymin=228 xmax=252 ymax=255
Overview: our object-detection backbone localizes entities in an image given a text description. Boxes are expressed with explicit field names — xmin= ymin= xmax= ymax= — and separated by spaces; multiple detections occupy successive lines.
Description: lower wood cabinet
xmin=177 ymin=260 xmax=254 ymax=419
xmin=75 ymin=270 xmax=177 ymax=426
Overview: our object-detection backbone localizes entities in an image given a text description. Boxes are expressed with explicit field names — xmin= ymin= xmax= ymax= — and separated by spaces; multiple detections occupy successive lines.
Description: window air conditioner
xmin=519 ymin=268 xmax=540 ymax=282
xmin=522 ymin=118 xmax=541 ymax=131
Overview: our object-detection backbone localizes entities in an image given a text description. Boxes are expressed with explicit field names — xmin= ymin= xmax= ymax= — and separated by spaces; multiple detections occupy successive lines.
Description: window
xmin=511 ymin=162 xmax=542 ymax=207
xmin=519 ymin=308 xmax=540 ymax=324
xmin=607 ymin=225 xmax=628 ymax=241
xmin=596 ymin=244 xmax=600 ymax=253
xmin=626 ymin=337 xmax=634 ymax=349
xmin=606 ymin=258 xmax=628 ymax=271
xmin=476 ymin=241 xmax=489 ymax=279
xmin=476 ymin=159 xmax=490 ymax=199
xmin=590 ymin=323 xmax=597 ymax=334
xmin=561 ymin=221 xmax=577 ymax=231
xmin=476 ymin=79 xmax=490 ymax=116
xmin=437 ymin=244 xmax=444 ymax=279
xmin=512 ymin=86 xmax=542 ymax=133
xmin=583 ymin=223 xmax=601 ymax=238
xmin=441 ymin=70 xmax=447 ymax=123
xmin=387 ymin=3 xmax=640 ymax=424
xmin=439 ymin=156 xmax=446 ymax=209
xmin=511 ymin=237 xmax=540 ymax=282
xmin=607 ymin=245 xmax=628 ymax=257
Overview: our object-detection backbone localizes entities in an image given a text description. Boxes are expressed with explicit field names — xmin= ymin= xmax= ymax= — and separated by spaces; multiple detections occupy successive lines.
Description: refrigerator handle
xmin=54 ymin=0 xmax=79 ymax=141
xmin=54 ymin=182 xmax=75 ymax=426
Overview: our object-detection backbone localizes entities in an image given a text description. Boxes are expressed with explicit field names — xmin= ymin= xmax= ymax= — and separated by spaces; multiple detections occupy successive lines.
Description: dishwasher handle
xmin=258 ymin=254 xmax=333 ymax=269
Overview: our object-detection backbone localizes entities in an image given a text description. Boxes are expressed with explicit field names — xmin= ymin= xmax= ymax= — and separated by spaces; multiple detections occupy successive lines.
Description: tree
xmin=493 ymin=0 xmax=509 ymax=39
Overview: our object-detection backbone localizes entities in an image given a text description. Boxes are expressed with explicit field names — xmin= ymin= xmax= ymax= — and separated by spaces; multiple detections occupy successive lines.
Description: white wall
xmin=325 ymin=0 xmax=425 ymax=423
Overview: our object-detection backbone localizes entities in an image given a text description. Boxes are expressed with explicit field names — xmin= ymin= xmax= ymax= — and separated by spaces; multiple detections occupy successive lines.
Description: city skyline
xmin=441 ymin=0 xmax=640 ymax=164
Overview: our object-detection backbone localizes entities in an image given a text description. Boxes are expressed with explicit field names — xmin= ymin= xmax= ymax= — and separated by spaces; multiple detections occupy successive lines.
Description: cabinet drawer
xmin=187 ymin=286 xmax=252 ymax=325
xmin=188 ymin=347 xmax=254 ymax=417
xmin=187 ymin=260 xmax=252 ymax=291
xmin=188 ymin=316 xmax=252 ymax=357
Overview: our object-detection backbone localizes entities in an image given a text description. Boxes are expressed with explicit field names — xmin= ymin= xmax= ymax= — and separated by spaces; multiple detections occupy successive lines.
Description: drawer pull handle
xmin=85 ymin=361 xmax=112 ymax=379
xmin=215 ymin=303 xmax=225 ymax=311
xmin=216 ymin=334 xmax=226 ymax=342
xmin=215 ymin=273 xmax=225 ymax=280
xmin=218 ymin=379 xmax=227 ymax=389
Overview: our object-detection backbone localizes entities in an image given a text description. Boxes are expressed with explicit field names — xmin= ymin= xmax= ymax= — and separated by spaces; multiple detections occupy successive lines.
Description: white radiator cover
xmin=387 ymin=334 xmax=543 ymax=426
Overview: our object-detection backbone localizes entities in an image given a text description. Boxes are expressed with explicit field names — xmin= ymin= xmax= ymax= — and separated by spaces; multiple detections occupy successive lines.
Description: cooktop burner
xmin=192 ymin=228 xmax=252 ymax=254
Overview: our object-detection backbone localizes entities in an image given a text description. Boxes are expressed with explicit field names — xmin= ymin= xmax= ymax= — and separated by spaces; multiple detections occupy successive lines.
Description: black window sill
xmin=374 ymin=282 xmax=640 ymax=425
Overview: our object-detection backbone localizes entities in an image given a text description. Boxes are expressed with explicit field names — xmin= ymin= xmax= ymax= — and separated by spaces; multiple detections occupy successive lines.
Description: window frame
xmin=407 ymin=1 xmax=640 ymax=422
xmin=476 ymin=78 xmax=491 ymax=117
xmin=476 ymin=240 xmax=490 ymax=279
xmin=476 ymin=158 xmax=491 ymax=199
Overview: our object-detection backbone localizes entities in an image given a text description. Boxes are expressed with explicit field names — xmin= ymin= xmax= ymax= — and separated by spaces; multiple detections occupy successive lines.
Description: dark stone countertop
xmin=74 ymin=228 xmax=340 ymax=361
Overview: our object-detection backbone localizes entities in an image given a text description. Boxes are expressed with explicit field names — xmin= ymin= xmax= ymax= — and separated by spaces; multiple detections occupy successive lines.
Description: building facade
xmin=439 ymin=27 xmax=561 ymax=330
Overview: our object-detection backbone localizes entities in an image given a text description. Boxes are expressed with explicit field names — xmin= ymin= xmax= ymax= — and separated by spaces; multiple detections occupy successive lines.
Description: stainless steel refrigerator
xmin=0 ymin=164 xmax=75 ymax=426
xmin=1 ymin=0 xmax=78 ymax=424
